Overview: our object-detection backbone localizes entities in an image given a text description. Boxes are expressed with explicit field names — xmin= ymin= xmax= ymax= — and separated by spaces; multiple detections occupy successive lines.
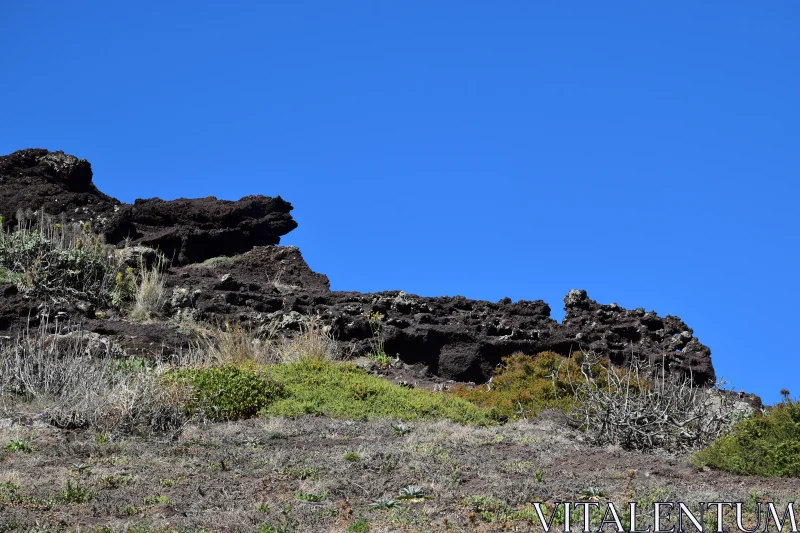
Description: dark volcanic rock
xmin=105 ymin=196 xmax=297 ymax=264
xmin=555 ymin=289 xmax=716 ymax=385
xmin=0 ymin=149 xmax=117 ymax=228
xmin=175 ymin=252 xmax=715 ymax=384
xmin=0 ymin=148 xmax=718 ymax=388
xmin=0 ymin=149 xmax=297 ymax=265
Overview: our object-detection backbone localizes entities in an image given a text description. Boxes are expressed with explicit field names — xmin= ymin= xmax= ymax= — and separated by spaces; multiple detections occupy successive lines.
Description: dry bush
xmin=0 ymin=321 xmax=188 ymax=433
xmin=563 ymin=349 xmax=740 ymax=451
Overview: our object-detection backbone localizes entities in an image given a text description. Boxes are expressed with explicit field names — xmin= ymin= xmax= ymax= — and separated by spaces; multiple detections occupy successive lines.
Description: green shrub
xmin=448 ymin=352 xmax=589 ymax=419
xmin=260 ymin=358 xmax=494 ymax=425
xmin=164 ymin=363 xmax=284 ymax=421
xmin=0 ymin=213 xmax=122 ymax=306
xmin=693 ymin=398 xmax=800 ymax=477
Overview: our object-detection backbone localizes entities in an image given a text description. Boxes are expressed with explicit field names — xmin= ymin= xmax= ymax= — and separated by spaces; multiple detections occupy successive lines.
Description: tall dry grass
xmin=0 ymin=320 xmax=188 ymax=433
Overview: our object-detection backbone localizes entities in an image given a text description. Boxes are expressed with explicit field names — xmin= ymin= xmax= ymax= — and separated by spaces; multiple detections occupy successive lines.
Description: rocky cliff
xmin=0 ymin=149 xmax=716 ymax=386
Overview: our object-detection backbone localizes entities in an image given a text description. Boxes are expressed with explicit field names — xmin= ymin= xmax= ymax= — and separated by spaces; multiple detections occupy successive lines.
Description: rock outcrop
xmin=0 ymin=149 xmax=297 ymax=265
xmin=0 ymin=148 xmax=718 ymax=387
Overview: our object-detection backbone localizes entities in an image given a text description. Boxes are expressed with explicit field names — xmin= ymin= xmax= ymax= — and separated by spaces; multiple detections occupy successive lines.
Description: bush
xmin=693 ymin=398 xmax=800 ymax=477
xmin=448 ymin=352 xmax=583 ymax=419
xmin=0 ymin=212 xmax=123 ymax=306
xmin=567 ymin=351 xmax=739 ymax=451
xmin=164 ymin=363 xmax=284 ymax=421
xmin=262 ymin=358 xmax=495 ymax=425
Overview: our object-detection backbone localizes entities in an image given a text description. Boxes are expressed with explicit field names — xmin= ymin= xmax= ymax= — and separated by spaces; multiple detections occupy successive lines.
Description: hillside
xmin=0 ymin=148 xmax=794 ymax=533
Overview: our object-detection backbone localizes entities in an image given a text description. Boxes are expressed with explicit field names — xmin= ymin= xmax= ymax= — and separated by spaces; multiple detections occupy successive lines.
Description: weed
xmin=275 ymin=315 xmax=340 ymax=363
xmin=580 ymin=486 xmax=606 ymax=500
xmin=143 ymin=495 xmax=174 ymax=505
xmin=130 ymin=255 xmax=169 ymax=321
xmin=57 ymin=479 xmax=95 ymax=504
xmin=295 ymin=490 xmax=327 ymax=502
xmin=397 ymin=485 xmax=428 ymax=501
xmin=347 ymin=516 xmax=371 ymax=532
xmin=392 ymin=422 xmax=413 ymax=435
xmin=279 ymin=466 xmax=318 ymax=480
xmin=3 ymin=439 xmax=31 ymax=453
xmin=97 ymin=475 xmax=133 ymax=489
xmin=343 ymin=451 xmax=361 ymax=462
xmin=370 ymin=498 xmax=401 ymax=510
xmin=364 ymin=311 xmax=390 ymax=364
xmin=200 ymin=321 xmax=272 ymax=365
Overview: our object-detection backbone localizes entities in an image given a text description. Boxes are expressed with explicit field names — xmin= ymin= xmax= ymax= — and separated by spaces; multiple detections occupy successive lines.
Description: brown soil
xmin=1 ymin=412 xmax=797 ymax=532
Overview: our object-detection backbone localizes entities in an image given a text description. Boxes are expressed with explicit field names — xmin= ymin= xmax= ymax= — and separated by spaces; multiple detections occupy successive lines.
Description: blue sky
xmin=2 ymin=2 xmax=798 ymax=405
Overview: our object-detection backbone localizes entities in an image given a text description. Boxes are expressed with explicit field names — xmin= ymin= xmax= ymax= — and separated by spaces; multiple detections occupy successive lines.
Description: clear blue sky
xmin=2 ymin=2 xmax=798 ymax=405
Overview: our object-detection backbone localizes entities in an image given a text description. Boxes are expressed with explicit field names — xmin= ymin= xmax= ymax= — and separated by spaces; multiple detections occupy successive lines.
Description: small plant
xmin=397 ymin=485 xmax=427 ymax=501
xmin=347 ymin=516 xmax=371 ymax=532
xmin=143 ymin=494 xmax=174 ymax=505
xmin=580 ymin=486 xmax=606 ymax=500
xmin=57 ymin=479 xmax=95 ymax=504
xmin=364 ymin=310 xmax=390 ymax=364
xmin=295 ymin=490 xmax=328 ymax=502
xmin=392 ymin=422 xmax=413 ymax=436
xmin=279 ymin=466 xmax=319 ymax=480
xmin=343 ymin=451 xmax=361 ymax=462
xmin=370 ymin=498 xmax=401 ymax=510
xmin=533 ymin=467 xmax=544 ymax=483
xmin=3 ymin=439 xmax=31 ymax=453
xmin=97 ymin=475 xmax=133 ymax=488
xmin=93 ymin=433 xmax=110 ymax=445
xmin=0 ymin=213 xmax=124 ymax=307
xmin=159 ymin=479 xmax=175 ymax=487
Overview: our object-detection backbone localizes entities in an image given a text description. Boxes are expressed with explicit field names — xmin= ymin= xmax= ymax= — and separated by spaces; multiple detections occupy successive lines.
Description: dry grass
xmin=130 ymin=257 xmax=169 ymax=322
xmin=0 ymin=321 xmax=188 ymax=433
xmin=275 ymin=315 xmax=340 ymax=362
xmin=198 ymin=321 xmax=274 ymax=365
xmin=193 ymin=315 xmax=340 ymax=366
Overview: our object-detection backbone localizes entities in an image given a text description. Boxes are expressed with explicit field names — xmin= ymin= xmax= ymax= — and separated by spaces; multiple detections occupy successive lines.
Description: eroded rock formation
xmin=0 ymin=148 xmax=717 ymax=386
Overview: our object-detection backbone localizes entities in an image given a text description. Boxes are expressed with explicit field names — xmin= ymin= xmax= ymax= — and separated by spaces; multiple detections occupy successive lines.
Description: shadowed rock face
xmin=0 ymin=148 xmax=717 ymax=387
xmin=105 ymin=196 xmax=297 ymax=264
